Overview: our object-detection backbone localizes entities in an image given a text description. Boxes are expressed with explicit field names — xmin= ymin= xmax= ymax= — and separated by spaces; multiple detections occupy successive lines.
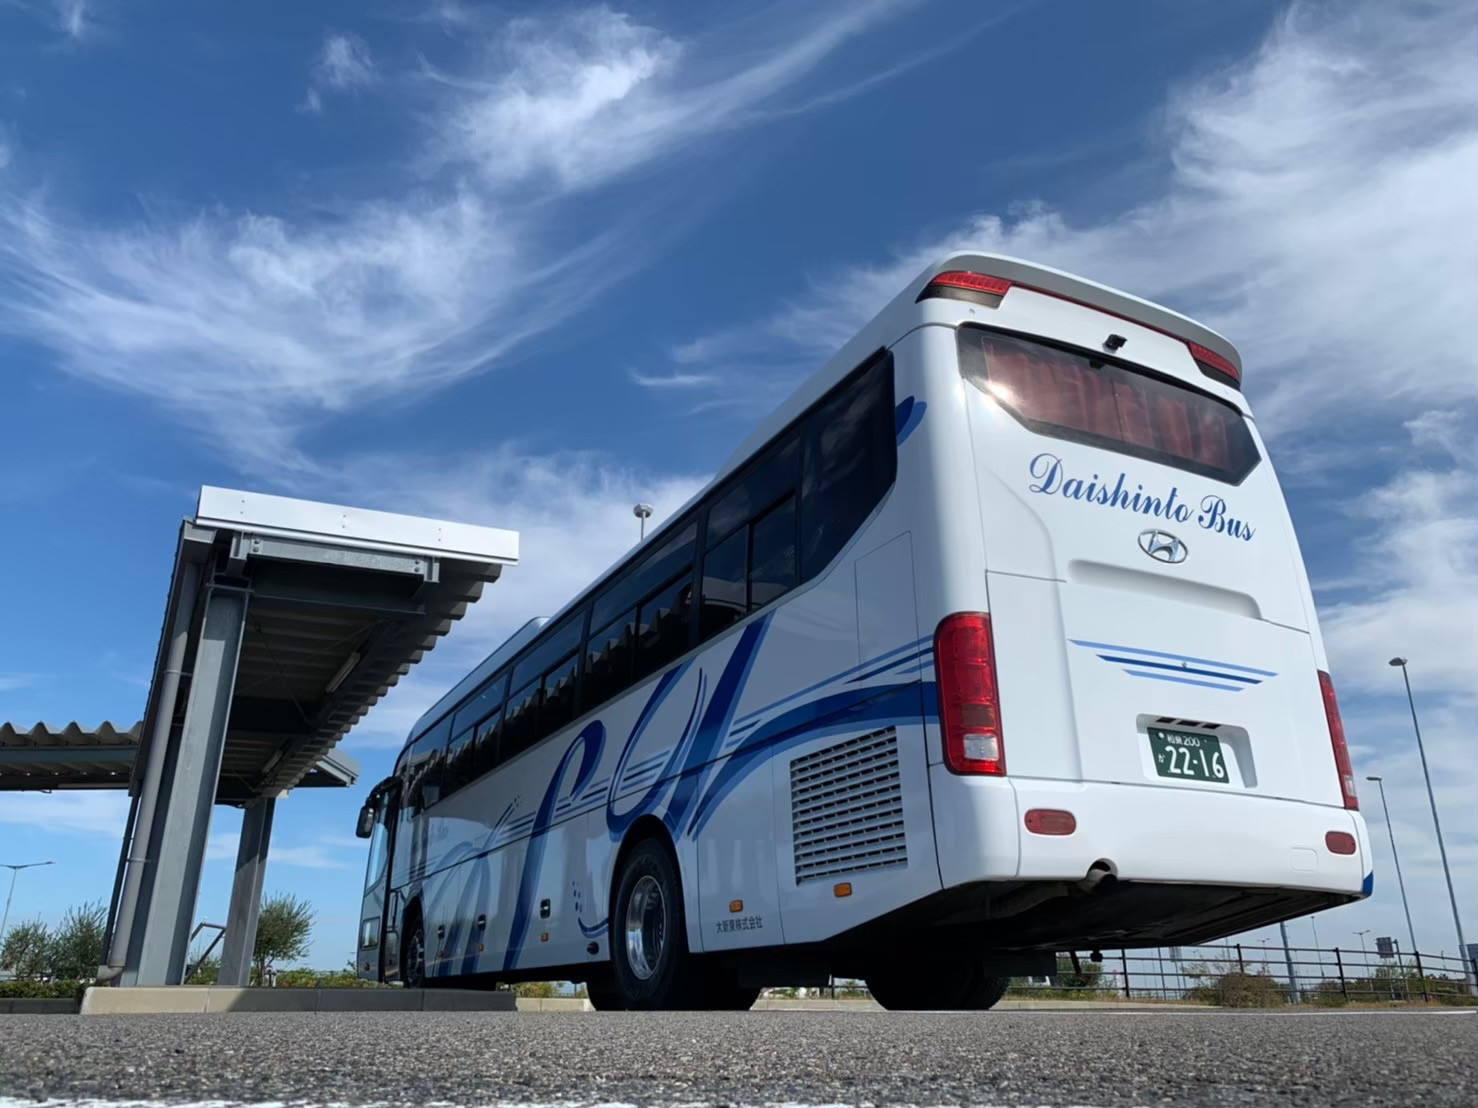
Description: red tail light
xmin=1319 ymin=671 xmax=1358 ymax=810
xmin=928 ymin=271 xmax=1013 ymax=297
xmin=1187 ymin=340 xmax=1242 ymax=387
xmin=935 ymin=612 xmax=1004 ymax=775
xmin=1325 ymin=831 xmax=1357 ymax=855
xmin=1025 ymin=809 xmax=1076 ymax=835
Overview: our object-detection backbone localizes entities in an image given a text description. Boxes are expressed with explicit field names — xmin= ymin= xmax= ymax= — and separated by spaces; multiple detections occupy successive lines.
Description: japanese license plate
xmin=1148 ymin=727 xmax=1229 ymax=784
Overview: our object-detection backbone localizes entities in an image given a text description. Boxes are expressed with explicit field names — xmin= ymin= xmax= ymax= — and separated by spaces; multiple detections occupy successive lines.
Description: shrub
xmin=0 ymin=920 xmax=51 ymax=980
xmin=1186 ymin=968 xmax=1286 ymax=1007
xmin=48 ymin=901 xmax=106 ymax=982
xmin=512 ymin=980 xmax=559 ymax=998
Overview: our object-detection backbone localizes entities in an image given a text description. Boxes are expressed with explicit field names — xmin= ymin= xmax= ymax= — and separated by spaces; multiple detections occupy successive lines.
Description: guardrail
xmin=769 ymin=944 xmax=1478 ymax=1007
xmin=1003 ymin=944 xmax=1478 ymax=1006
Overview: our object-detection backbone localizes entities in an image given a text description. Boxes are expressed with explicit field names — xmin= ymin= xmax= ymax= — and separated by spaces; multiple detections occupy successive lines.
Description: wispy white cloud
xmin=630 ymin=369 xmax=719 ymax=389
xmin=302 ymin=31 xmax=376 ymax=113
xmin=432 ymin=2 xmax=916 ymax=192
xmin=3 ymin=0 xmax=91 ymax=40
xmin=206 ymin=830 xmax=360 ymax=869
xmin=0 ymin=3 xmax=914 ymax=477
xmin=317 ymin=31 xmax=375 ymax=90
xmin=0 ymin=791 xmax=129 ymax=836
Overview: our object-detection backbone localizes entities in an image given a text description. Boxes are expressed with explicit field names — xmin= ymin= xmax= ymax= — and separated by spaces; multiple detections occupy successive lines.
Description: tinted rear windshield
xmin=958 ymin=327 xmax=1260 ymax=484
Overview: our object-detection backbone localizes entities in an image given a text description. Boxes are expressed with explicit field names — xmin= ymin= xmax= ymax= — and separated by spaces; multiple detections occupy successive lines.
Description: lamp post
xmin=1 ymin=861 xmax=55 ymax=940
xmin=1355 ymin=929 xmax=1371 ymax=960
xmin=633 ymin=503 xmax=653 ymax=541
xmin=1388 ymin=657 xmax=1471 ymax=986
xmin=1365 ymin=775 xmax=1419 ymax=964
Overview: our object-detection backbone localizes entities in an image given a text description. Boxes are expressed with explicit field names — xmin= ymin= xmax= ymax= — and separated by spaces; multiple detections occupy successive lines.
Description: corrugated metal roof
xmin=133 ymin=488 xmax=517 ymax=803
xmin=0 ymin=721 xmax=142 ymax=789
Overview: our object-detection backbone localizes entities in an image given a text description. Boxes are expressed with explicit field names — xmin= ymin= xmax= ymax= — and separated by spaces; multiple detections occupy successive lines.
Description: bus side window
xmin=443 ymin=725 xmax=475 ymax=797
xmin=542 ymin=650 xmax=581 ymax=735
xmin=585 ymin=609 xmax=636 ymax=711
xmin=500 ymin=677 xmax=542 ymax=764
xmin=635 ymin=574 xmax=693 ymax=680
xmin=473 ymin=706 xmax=502 ymax=777
xmin=699 ymin=528 xmax=747 ymax=640
xmin=749 ymin=495 xmax=798 ymax=608
xmin=799 ymin=356 xmax=897 ymax=577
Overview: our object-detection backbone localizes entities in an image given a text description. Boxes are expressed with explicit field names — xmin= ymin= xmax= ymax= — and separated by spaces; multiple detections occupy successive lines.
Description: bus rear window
xmin=958 ymin=328 xmax=1260 ymax=484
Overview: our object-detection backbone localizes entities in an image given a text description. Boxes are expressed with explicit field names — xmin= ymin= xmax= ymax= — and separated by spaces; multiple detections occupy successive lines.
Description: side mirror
xmin=355 ymin=803 xmax=376 ymax=839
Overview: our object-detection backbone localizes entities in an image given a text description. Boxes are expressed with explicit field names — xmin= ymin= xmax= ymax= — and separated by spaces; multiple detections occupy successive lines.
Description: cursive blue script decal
xmin=1027 ymin=452 xmax=1256 ymax=542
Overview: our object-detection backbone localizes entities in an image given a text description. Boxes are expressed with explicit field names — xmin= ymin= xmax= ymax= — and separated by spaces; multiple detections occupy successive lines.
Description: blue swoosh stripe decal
xmin=1071 ymin=639 xmax=1277 ymax=676
xmin=730 ymin=634 xmax=930 ymax=727
xmin=1097 ymin=655 xmax=1263 ymax=685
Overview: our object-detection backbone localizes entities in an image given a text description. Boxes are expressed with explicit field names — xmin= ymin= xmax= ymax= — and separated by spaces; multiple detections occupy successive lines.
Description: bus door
xmin=354 ymin=776 xmax=401 ymax=981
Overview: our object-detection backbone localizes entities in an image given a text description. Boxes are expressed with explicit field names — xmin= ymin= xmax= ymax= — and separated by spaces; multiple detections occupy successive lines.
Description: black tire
xmin=401 ymin=912 xmax=427 ymax=990
xmin=696 ymin=982 xmax=761 ymax=1010
xmin=866 ymin=961 xmax=1009 ymax=1011
xmin=609 ymin=837 xmax=698 ymax=1009
xmin=584 ymin=973 xmax=626 ymax=1011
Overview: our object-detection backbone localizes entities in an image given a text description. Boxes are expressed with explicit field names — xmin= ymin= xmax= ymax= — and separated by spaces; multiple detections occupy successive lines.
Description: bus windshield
xmin=957 ymin=327 xmax=1261 ymax=484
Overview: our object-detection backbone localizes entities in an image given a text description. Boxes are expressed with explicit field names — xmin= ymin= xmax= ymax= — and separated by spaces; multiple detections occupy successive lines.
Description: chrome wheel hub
xmin=623 ymin=875 xmax=667 ymax=981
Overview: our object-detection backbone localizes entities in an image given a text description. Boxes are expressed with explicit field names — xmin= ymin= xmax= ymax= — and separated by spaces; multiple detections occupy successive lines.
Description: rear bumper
xmin=931 ymin=768 xmax=1372 ymax=896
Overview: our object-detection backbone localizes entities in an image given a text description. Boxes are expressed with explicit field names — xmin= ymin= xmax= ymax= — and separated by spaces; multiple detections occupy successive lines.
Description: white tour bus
xmin=355 ymin=253 xmax=1372 ymax=1010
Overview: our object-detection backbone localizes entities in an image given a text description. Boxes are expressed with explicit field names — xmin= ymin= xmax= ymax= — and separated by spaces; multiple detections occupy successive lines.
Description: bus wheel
xmin=402 ymin=915 xmax=427 ymax=990
xmin=865 ymin=962 xmax=1008 ymax=1011
xmin=610 ymin=838 xmax=694 ymax=1009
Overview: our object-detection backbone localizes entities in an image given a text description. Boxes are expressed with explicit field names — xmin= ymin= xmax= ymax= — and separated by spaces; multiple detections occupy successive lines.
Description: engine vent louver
xmin=790 ymin=727 xmax=907 ymax=884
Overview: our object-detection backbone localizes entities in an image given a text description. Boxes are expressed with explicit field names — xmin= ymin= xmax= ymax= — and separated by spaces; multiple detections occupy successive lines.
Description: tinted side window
xmin=593 ymin=522 xmax=697 ymax=630
xmin=749 ymin=496 xmax=798 ymax=608
xmin=699 ymin=527 xmax=747 ymax=640
xmin=542 ymin=651 xmax=581 ymax=735
xmin=585 ymin=609 xmax=636 ymax=712
xmin=501 ymin=678 xmax=542 ymax=763
xmin=453 ymin=673 xmax=505 ymax=736
xmin=800 ymin=357 xmax=896 ymax=576
xmin=444 ymin=725 xmax=476 ymax=796
xmin=473 ymin=707 xmax=502 ymax=777
xmin=635 ymin=575 xmax=692 ymax=681
xmin=511 ymin=613 xmax=585 ymax=691
xmin=404 ymin=719 xmax=449 ymax=815
xmin=708 ymin=436 xmax=800 ymax=543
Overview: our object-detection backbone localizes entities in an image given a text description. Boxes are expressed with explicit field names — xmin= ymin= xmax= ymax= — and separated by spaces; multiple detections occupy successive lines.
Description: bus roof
xmin=716 ymin=252 xmax=1240 ymax=484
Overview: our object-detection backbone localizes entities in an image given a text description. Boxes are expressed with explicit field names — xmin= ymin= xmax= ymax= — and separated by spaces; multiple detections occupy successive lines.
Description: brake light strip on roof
xmin=920 ymin=270 xmax=1243 ymax=389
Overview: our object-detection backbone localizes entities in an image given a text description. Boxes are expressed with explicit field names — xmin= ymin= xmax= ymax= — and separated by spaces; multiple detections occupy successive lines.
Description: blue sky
xmin=1 ymin=0 xmax=1474 ymax=972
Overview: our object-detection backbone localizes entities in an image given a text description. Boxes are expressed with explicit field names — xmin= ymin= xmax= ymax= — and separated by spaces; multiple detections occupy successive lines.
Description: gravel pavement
xmin=0 ymin=1009 xmax=1472 ymax=1106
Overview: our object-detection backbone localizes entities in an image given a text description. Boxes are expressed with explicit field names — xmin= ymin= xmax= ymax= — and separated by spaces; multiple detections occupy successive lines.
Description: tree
xmin=253 ymin=893 xmax=314 ymax=984
xmin=0 ymin=920 xmax=52 ymax=980
xmin=48 ymin=901 xmax=106 ymax=981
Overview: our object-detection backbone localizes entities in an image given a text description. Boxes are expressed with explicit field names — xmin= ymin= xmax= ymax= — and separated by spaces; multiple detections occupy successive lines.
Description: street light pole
xmin=1 ymin=861 xmax=55 ymax=940
xmin=1388 ymin=657 xmax=1471 ymax=986
xmin=633 ymin=503 xmax=653 ymax=542
xmin=1366 ymin=775 xmax=1419 ymax=964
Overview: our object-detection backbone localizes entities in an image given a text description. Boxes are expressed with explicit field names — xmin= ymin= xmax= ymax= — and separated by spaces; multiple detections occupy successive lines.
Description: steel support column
xmin=101 ymin=560 xmax=201 ymax=981
xmin=218 ymin=797 xmax=275 ymax=986
xmin=123 ymin=584 xmax=249 ymax=986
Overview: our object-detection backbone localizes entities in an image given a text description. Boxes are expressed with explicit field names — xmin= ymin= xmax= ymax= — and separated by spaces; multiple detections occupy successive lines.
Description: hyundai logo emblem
xmin=1138 ymin=529 xmax=1188 ymax=564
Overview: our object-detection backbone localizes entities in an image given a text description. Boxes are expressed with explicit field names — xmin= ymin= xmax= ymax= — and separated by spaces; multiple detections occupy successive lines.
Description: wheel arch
xmin=608 ymin=816 xmax=695 ymax=951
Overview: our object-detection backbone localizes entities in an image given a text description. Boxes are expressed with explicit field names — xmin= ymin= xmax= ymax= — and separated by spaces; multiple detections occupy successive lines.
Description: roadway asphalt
xmin=0 ymin=1009 xmax=1472 ymax=1106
